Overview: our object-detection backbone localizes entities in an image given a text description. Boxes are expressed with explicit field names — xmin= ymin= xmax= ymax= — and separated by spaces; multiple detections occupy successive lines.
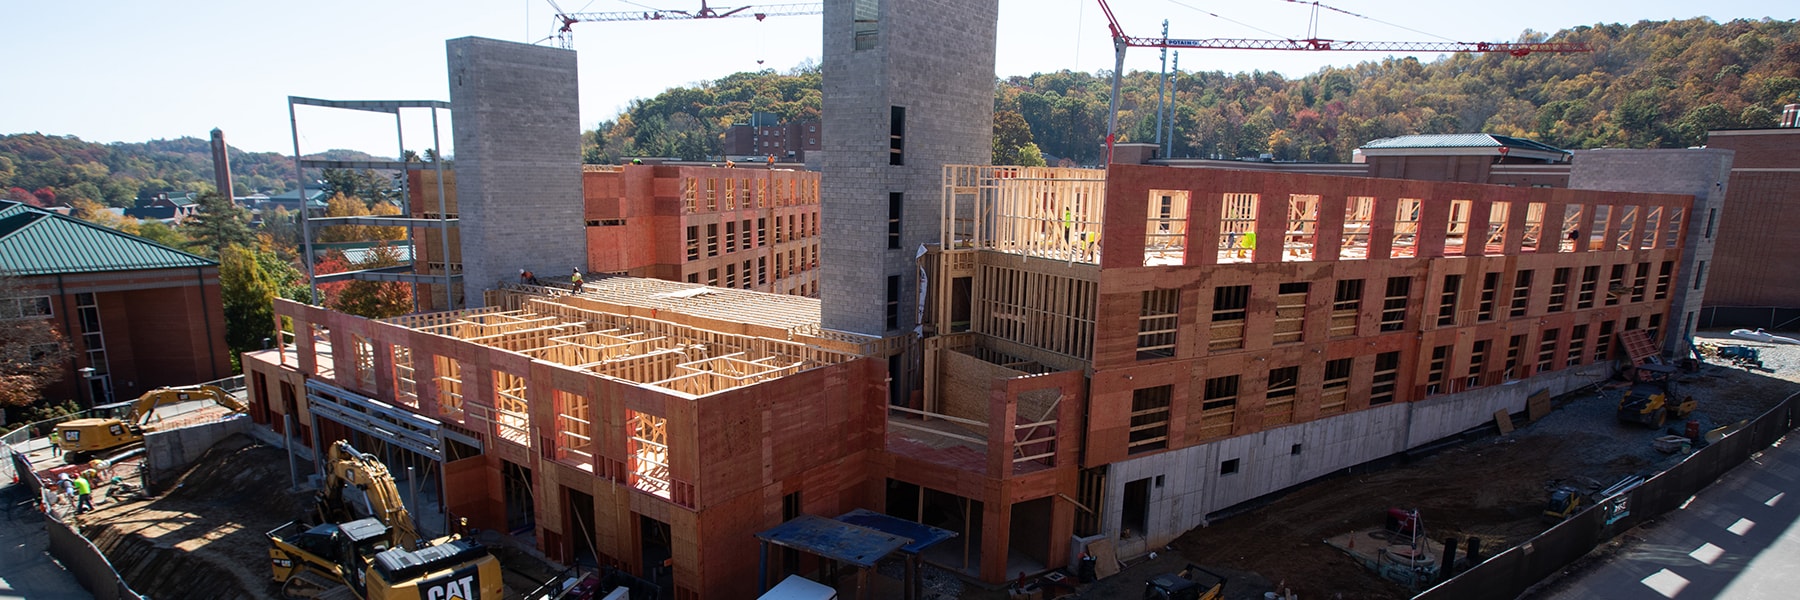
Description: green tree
xmin=219 ymin=245 xmax=277 ymax=360
xmin=1017 ymin=143 xmax=1047 ymax=167
xmin=136 ymin=220 xmax=190 ymax=249
xmin=993 ymin=110 xmax=1036 ymax=165
xmin=185 ymin=192 xmax=254 ymax=258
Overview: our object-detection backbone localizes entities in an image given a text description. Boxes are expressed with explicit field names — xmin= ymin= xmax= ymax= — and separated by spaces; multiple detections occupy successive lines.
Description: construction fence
xmin=1414 ymin=389 xmax=1800 ymax=600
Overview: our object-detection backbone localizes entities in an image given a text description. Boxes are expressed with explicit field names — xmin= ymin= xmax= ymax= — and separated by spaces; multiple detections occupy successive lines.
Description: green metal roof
xmin=1361 ymin=133 xmax=1570 ymax=155
xmin=0 ymin=200 xmax=217 ymax=276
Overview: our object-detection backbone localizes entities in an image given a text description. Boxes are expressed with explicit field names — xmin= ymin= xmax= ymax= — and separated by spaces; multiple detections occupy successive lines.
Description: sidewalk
xmin=0 ymin=486 xmax=93 ymax=600
xmin=1533 ymin=435 xmax=1800 ymax=599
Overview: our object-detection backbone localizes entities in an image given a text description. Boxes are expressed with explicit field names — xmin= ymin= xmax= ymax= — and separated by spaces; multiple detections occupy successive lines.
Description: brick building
xmin=0 ymin=199 xmax=229 ymax=407
xmin=1699 ymin=125 xmax=1800 ymax=329
xmin=913 ymin=162 xmax=1692 ymax=570
xmin=242 ymin=279 xmax=887 ymax=600
xmin=723 ymin=112 xmax=822 ymax=162
xmin=582 ymin=164 xmax=823 ymax=296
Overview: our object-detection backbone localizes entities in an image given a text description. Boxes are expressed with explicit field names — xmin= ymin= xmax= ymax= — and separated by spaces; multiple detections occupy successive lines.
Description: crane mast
xmin=1093 ymin=0 xmax=1592 ymax=163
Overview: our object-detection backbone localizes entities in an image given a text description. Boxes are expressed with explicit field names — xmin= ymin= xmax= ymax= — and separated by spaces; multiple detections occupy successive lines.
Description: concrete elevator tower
xmin=447 ymin=37 xmax=588 ymax=308
xmin=820 ymin=0 xmax=999 ymax=399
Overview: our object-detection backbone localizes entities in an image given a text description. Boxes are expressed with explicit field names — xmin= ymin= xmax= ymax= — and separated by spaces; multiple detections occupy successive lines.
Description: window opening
xmin=1129 ymin=386 xmax=1172 ymax=454
xmin=1210 ymin=285 xmax=1250 ymax=351
xmin=1341 ymin=196 xmax=1373 ymax=260
xmin=1392 ymin=198 xmax=1423 ymax=258
xmin=1511 ymin=270 xmax=1534 ymax=318
xmin=1137 ymin=289 xmax=1180 ymax=359
xmin=1220 ymin=193 xmax=1258 ymax=263
xmin=1370 ymin=352 xmax=1400 ymax=405
xmin=1438 ymin=274 xmax=1462 ymax=327
xmin=1320 ymin=358 xmax=1352 ymax=416
xmin=1273 ymin=282 xmax=1308 ymax=344
xmin=1331 ymin=279 xmax=1362 ymax=338
xmin=1380 ymin=276 xmax=1410 ymax=332
xmin=1285 ymin=194 xmax=1319 ymax=261
xmin=1265 ymin=366 xmax=1299 ymax=425
xmin=1200 ymin=375 xmax=1239 ymax=439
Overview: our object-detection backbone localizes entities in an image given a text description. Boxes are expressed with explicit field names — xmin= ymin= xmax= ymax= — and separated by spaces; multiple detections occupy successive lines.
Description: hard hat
xmin=59 ymin=473 xmax=70 ymax=481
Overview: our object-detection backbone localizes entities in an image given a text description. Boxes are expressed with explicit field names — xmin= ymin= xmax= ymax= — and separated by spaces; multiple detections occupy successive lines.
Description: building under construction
xmin=241 ymin=2 xmax=1720 ymax=596
xmin=244 ymin=160 xmax=1694 ymax=597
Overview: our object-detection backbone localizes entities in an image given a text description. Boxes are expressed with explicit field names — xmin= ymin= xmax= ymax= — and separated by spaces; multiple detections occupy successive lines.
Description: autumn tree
xmin=317 ymin=193 xmax=371 ymax=243
xmin=0 ymin=272 xmax=73 ymax=408
xmin=330 ymin=243 xmax=413 ymax=319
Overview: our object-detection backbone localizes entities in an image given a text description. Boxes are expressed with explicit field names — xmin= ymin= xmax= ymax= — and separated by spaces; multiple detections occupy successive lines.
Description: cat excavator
xmin=268 ymin=441 xmax=504 ymax=600
xmin=53 ymin=384 xmax=245 ymax=462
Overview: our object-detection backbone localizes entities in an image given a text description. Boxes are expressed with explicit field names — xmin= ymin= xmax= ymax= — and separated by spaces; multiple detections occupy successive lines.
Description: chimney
xmin=210 ymin=128 xmax=234 ymax=199
xmin=1782 ymin=104 xmax=1800 ymax=128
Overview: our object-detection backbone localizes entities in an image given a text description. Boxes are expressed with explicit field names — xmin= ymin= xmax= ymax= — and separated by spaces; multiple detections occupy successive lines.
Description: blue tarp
xmin=754 ymin=514 xmax=911 ymax=568
xmin=834 ymin=509 xmax=957 ymax=555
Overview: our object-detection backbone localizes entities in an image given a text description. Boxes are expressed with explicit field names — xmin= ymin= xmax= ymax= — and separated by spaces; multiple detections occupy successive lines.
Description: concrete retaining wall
xmin=143 ymin=416 xmax=251 ymax=489
xmin=1102 ymin=366 xmax=1609 ymax=556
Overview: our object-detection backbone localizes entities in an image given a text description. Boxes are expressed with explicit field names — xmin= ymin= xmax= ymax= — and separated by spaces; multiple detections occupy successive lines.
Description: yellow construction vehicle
xmin=1616 ymin=382 xmax=1695 ymax=429
xmin=268 ymin=440 xmax=504 ymax=599
xmin=53 ymin=384 xmax=245 ymax=462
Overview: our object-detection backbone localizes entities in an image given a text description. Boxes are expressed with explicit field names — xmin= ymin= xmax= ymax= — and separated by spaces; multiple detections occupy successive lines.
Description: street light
xmin=76 ymin=367 xmax=95 ymax=409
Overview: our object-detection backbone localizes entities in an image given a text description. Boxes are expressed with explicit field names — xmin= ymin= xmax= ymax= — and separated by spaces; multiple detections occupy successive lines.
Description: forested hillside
xmin=586 ymin=17 xmax=1800 ymax=165
xmin=0 ymin=135 xmax=392 ymax=209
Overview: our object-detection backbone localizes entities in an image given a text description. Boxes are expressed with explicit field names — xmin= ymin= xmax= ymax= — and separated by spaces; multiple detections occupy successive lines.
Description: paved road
xmin=0 ymin=487 xmax=91 ymax=600
xmin=1534 ymin=434 xmax=1800 ymax=599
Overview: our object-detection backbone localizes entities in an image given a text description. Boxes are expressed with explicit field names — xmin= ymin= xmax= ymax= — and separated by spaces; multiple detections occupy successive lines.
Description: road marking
xmin=1642 ymin=569 xmax=1689 ymax=598
xmin=1768 ymin=492 xmax=1784 ymax=507
xmin=1727 ymin=518 xmax=1755 ymax=536
xmin=1689 ymin=542 xmax=1724 ymax=565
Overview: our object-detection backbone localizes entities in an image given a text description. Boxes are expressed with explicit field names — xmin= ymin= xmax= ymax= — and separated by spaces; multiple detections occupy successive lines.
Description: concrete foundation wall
xmin=143 ymin=416 xmax=253 ymax=489
xmin=1101 ymin=365 xmax=1608 ymax=556
xmin=447 ymin=37 xmax=587 ymax=308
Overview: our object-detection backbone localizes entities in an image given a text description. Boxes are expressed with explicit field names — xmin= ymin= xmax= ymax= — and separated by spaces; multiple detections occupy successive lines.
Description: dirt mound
xmin=157 ymin=433 xmax=312 ymax=517
xmin=79 ymin=433 xmax=313 ymax=600
xmin=88 ymin=522 xmax=265 ymax=599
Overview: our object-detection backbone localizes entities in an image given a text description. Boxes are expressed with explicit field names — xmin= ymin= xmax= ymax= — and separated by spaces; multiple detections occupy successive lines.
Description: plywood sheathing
xmin=1082 ymin=164 xmax=1690 ymax=467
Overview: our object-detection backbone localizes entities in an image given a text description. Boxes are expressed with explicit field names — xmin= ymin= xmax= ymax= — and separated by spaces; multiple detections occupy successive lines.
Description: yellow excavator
xmin=53 ymin=384 xmax=245 ymax=462
xmin=268 ymin=440 xmax=504 ymax=600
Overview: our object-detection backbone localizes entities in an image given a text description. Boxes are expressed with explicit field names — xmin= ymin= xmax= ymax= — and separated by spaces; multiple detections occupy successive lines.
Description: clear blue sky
xmin=1 ymin=0 xmax=1793 ymax=157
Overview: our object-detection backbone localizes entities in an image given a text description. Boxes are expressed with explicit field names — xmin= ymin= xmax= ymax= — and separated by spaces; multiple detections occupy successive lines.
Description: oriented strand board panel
xmin=1494 ymin=409 xmax=1514 ymax=434
xmin=1527 ymin=390 xmax=1552 ymax=422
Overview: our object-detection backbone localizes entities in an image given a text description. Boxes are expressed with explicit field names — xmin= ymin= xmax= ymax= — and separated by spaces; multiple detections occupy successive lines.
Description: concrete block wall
xmin=820 ymin=0 xmax=999 ymax=337
xmin=447 ymin=37 xmax=588 ymax=308
xmin=1570 ymin=149 xmax=1734 ymax=355
xmin=1101 ymin=363 xmax=1607 ymax=557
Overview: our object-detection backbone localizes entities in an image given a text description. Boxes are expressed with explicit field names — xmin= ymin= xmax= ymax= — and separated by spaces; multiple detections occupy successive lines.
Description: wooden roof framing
xmin=398 ymin=277 xmax=870 ymax=397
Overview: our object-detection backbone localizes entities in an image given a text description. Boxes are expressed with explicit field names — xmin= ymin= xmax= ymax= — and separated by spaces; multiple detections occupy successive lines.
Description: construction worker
xmin=72 ymin=474 xmax=93 ymax=513
xmin=571 ymin=268 xmax=584 ymax=288
xmin=56 ymin=473 xmax=75 ymax=505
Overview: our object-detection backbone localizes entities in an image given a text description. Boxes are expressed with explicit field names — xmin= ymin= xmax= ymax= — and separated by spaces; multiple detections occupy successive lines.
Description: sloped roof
xmin=0 ymin=200 xmax=217 ymax=276
xmin=1361 ymin=133 xmax=1570 ymax=155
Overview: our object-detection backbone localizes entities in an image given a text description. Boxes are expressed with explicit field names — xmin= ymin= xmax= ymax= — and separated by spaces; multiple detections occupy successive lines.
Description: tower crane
xmin=1093 ymin=0 xmax=1593 ymax=163
xmin=548 ymin=1 xmax=822 ymax=49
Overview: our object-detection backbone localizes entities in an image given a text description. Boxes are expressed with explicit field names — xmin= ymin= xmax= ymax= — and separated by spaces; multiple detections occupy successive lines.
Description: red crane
xmin=1093 ymin=0 xmax=1593 ymax=162
xmin=549 ymin=1 xmax=822 ymax=49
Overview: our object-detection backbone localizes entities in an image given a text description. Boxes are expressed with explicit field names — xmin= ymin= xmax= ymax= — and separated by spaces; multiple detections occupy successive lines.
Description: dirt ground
xmin=72 ymin=433 xmax=569 ymax=599
xmin=1157 ymin=331 xmax=1800 ymax=600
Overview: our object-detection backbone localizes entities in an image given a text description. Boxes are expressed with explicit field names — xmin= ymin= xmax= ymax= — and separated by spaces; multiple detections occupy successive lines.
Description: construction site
xmin=9 ymin=1 xmax=1800 ymax=600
